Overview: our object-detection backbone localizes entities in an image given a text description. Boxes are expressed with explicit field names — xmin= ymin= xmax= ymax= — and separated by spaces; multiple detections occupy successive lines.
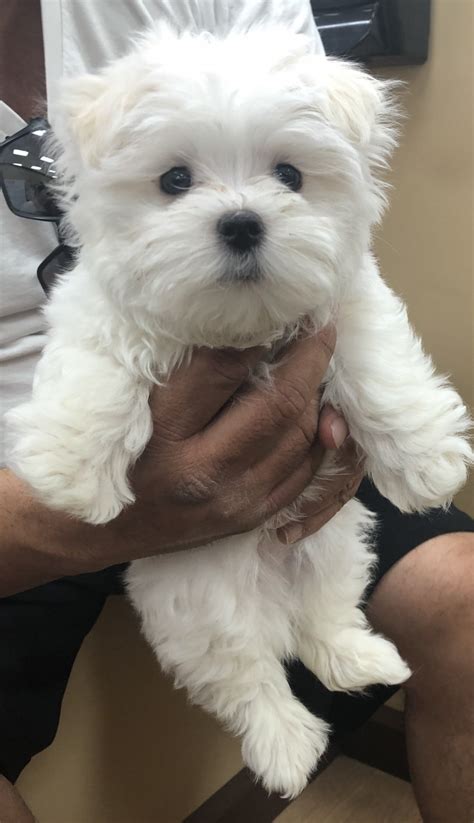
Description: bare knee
xmin=367 ymin=532 xmax=474 ymax=696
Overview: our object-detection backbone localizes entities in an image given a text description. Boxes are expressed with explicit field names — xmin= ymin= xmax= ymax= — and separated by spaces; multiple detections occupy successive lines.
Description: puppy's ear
xmin=321 ymin=59 xmax=400 ymax=163
xmin=59 ymin=74 xmax=110 ymax=168
xmin=58 ymin=61 xmax=147 ymax=169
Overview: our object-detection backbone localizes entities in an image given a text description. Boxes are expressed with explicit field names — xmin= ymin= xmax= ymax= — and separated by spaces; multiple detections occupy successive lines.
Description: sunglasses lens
xmin=2 ymin=166 xmax=61 ymax=219
xmin=37 ymin=246 xmax=74 ymax=294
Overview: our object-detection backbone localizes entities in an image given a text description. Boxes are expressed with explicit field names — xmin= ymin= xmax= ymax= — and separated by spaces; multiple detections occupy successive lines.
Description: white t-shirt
xmin=0 ymin=0 xmax=324 ymax=465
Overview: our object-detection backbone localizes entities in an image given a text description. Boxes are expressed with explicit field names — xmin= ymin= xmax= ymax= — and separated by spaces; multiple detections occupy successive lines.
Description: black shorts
xmin=1 ymin=480 xmax=472 ymax=783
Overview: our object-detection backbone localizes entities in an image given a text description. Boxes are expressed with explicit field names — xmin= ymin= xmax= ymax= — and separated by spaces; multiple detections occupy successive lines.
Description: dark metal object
xmin=311 ymin=0 xmax=431 ymax=66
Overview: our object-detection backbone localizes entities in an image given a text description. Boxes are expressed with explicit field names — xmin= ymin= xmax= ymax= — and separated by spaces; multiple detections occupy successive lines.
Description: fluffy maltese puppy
xmin=8 ymin=27 xmax=472 ymax=797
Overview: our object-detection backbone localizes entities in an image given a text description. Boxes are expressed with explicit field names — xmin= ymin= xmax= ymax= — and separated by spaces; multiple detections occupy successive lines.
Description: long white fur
xmin=7 ymin=27 xmax=472 ymax=797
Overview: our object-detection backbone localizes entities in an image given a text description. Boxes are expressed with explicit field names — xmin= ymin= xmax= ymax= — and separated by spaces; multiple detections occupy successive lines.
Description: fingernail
xmin=280 ymin=523 xmax=304 ymax=545
xmin=330 ymin=417 xmax=349 ymax=448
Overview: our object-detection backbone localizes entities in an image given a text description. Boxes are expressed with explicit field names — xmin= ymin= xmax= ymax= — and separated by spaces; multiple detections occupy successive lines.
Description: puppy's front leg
xmin=327 ymin=258 xmax=472 ymax=512
xmin=7 ymin=340 xmax=152 ymax=524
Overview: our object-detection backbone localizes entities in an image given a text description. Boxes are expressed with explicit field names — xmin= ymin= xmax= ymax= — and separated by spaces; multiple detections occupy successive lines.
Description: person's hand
xmin=121 ymin=326 xmax=347 ymax=556
xmin=122 ymin=326 xmax=363 ymax=557
xmin=277 ymin=408 xmax=365 ymax=545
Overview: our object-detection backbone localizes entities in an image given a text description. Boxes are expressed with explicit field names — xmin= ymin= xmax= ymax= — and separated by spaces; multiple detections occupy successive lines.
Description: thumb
xmin=318 ymin=405 xmax=349 ymax=450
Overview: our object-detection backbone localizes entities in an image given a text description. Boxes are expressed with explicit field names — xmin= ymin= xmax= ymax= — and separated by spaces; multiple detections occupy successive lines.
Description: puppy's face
xmin=58 ymin=29 xmax=397 ymax=347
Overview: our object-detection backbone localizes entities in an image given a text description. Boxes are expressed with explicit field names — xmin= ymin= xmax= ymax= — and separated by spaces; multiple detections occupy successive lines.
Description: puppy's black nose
xmin=217 ymin=210 xmax=264 ymax=253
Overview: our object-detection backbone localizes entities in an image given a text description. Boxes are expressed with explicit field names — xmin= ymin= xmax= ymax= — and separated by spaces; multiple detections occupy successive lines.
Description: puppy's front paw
xmin=410 ymin=439 xmax=471 ymax=510
xmin=375 ymin=433 xmax=472 ymax=513
xmin=7 ymin=404 xmax=133 ymax=523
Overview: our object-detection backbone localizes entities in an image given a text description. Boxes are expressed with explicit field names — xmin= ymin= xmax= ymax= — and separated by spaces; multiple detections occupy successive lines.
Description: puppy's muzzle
xmin=217 ymin=210 xmax=264 ymax=253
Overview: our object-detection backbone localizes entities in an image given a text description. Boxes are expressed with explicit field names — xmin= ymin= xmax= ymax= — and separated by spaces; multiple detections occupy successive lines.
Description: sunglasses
xmin=0 ymin=117 xmax=75 ymax=294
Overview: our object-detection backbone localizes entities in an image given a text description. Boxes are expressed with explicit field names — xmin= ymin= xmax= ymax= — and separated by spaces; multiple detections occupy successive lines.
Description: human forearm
xmin=0 ymin=468 xmax=200 ymax=597
xmin=0 ymin=468 xmax=110 ymax=596
xmin=0 ymin=467 xmax=205 ymax=596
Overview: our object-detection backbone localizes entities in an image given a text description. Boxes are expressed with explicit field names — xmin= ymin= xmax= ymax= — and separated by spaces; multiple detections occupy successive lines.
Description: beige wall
xmin=18 ymin=1 xmax=473 ymax=821
xmin=374 ymin=0 xmax=473 ymax=515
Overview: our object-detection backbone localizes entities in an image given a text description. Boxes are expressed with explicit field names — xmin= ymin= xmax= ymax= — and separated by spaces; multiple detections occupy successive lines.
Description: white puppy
xmin=8 ymin=27 xmax=472 ymax=797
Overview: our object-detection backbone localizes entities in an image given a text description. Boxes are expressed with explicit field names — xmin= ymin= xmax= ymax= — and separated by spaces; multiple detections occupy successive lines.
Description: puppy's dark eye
xmin=160 ymin=166 xmax=192 ymax=195
xmin=273 ymin=163 xmax=302 ymax=192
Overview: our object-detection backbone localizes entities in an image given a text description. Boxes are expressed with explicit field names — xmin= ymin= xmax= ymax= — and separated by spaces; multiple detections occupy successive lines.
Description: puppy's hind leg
xmin=239 ymin=654 xmax=329 ymax=798
xmin=127 ymin=536 xmax=329 ymax=799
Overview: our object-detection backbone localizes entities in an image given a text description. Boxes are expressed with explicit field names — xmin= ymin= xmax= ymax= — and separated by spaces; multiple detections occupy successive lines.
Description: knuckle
xmin=219 ymin=496 xmax=263 ymax=534
xmin=171 ymin=468 xmax=218 ymax=506
xmin=273 ymin=377 xmax=310 ymax=424
xmin=216 ymin=488 xmax=244 ymax=522
xmin=213 ymin=472 xmax=264 ymax=529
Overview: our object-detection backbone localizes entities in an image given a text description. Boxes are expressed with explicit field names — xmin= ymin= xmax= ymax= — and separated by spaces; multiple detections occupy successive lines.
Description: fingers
xmin=276 ymin=439 xmax=365 ymax=544
xmin=278 ymin=496 xmax=351 ymax=545
xmin=267 ymin=434 xmax=326 ymax=494
xmin=305 ymin=468 xmax=364 ymax=534
xmin=264 ymin=443 xmax=326 ymax=517
xmin=203 ymin=326 xmax=336 ymax=459
xmin=149 ymin=345 xmax=264 ymax=440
